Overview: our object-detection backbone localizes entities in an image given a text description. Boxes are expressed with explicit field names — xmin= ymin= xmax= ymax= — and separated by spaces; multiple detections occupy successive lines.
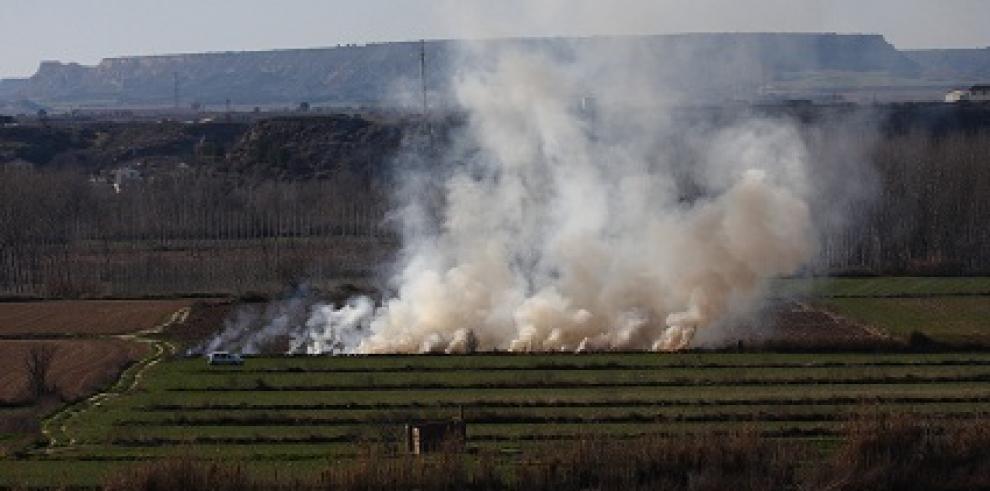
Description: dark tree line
xmin=0 ymin=168 xmax=394 ymax=297
xmin=1 ymin=128 xmax=990 ymax=298
xmin=815 ymin=130 xmax=990 ymax=275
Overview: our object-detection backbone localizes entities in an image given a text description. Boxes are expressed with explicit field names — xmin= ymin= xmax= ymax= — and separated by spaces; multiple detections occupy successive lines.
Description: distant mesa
xmin=1 ymin=33 xmax=988 ymax=110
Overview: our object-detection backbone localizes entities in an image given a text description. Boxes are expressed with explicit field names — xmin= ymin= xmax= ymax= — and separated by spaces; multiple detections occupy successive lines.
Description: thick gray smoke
xmin=361 ymin=41 xmax=816 ymax=353
xmin=207 ymin=0 xmax=862 ymax=354
xmin=208 ymin=36 xmax=821 ymax=354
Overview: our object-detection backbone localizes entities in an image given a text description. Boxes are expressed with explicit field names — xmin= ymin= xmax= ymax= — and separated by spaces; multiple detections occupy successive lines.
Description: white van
xmin=207 ymin=351 xmax=244 ymax=366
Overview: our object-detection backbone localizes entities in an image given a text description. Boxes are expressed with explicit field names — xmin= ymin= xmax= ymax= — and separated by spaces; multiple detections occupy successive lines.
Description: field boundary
xmin=37 ymin=307 xmax=188 ymax=453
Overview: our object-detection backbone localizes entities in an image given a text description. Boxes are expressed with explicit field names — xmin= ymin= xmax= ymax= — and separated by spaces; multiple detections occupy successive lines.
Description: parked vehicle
xmin=207 ymin=351 xmax=244 ymax=366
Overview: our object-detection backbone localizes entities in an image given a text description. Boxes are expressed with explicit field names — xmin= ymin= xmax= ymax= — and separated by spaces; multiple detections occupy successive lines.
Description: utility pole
xmin=420 ymin=39 xmax=434 ymax=149
xmin=419 ymin=39 xmax=428 ymax=117
xmin=173 ymin=72 xmax=180 ymax=109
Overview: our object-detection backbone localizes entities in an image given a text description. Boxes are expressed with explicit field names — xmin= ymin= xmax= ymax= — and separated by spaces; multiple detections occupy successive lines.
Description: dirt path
xmin=38 ymin=307 xmax=190 ymax=452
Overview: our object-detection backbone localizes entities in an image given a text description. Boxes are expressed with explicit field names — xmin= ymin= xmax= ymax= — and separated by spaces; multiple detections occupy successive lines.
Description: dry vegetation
xmin=0 ymin=299 xmax=194 ymax=336
xmin=0 ymin=339 xmax=147 ymax=459
xmin=101 ymin=415 xmax=990 ymax=491
xmin=161 ymin=300 xmax=236 ymax=350
xmin=821 ymin=414 xmax=990 ymax=491
xmin=0 ymin=339 xmax=147 ymax=403
xmin=756 ymin=300 xmax=892 ymax=350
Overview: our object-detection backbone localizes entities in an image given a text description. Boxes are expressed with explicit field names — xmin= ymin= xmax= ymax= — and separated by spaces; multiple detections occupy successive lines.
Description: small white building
xmin=945 ymin=85 xmax=990 ymax=103
xmin=111 ymin=165 xmax=142 ymax=193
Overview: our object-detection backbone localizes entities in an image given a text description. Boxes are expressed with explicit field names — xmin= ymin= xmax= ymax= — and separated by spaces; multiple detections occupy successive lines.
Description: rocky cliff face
xmin=3 ymin=33 xmax=923 ymax=107
xmin=15 ymin=41 xmax=456 ymax=107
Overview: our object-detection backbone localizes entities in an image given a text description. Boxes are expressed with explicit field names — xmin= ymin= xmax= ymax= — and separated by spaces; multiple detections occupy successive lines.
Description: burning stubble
xmin=210 ymin=40 xmax=820 ymax=355
xmin=358 ymin=46 xmax=815 ymax=354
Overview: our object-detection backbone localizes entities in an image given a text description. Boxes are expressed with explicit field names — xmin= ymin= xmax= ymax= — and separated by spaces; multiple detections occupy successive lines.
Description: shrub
xmin=820 ymin=414 xmax=990 ymax=491
xmin=103 ymin=458 xmax=258 ymax=491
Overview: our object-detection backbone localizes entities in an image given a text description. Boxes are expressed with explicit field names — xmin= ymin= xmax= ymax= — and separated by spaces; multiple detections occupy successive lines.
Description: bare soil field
xmin=762 ymin=300 xmax=892 ymax=349
xmin=0 ymin=300 xmax=195 ymax=336
xmin=0 ymin=339 xmax=148 ymax=403
xmin=161 ymin=300 xmax=236 ymax=350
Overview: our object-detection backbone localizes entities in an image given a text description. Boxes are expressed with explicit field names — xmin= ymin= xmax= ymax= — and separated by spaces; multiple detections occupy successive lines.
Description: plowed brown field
xmin=767 ymin=300 xmax=891 ymax=348
xmin=0 ymin=300 xmax=193 ymax=336
xmin=0 ymin=339 xmax=148 ymax=403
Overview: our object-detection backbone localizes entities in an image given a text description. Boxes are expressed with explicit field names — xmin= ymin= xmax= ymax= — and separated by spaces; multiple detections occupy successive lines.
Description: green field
xmin=822 ymin=297 xmax=990 ymax=344
xmin=4 ymin=277 xmax=990 ymax=487
xmin=6 ymin=351 xmax=990 ymax=487
xmin=775 ymin=277 xmax=990 ymax=345
xmin=776 ymin=276 xmax=990 ymax=297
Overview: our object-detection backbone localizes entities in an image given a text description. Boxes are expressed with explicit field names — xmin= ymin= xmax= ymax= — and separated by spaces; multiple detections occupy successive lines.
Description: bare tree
xmin=23 ymin=344 xmax=58 ymax=401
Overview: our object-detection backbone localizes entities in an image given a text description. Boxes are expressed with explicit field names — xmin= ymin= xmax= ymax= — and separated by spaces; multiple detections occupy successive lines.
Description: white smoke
xmin=282 ymin=43 xmax=814 ymax=354
xmin=210 ymin=10 xmax=829 ymax=355
xmin=296 ymin=297 xmax=375 ymax=354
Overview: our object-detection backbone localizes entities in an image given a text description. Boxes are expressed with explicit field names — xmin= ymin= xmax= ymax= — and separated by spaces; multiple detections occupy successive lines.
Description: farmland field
xmin=4 ymin=351 xmax=990 ymax=487
xmin=0 ymin=339 xmax=148 ymax=403
xmin=821 ymin=297 xmax=990 ymax=345
xmin=1 ymin=277 xmax=990 ymax=487
xmin=776 ymin=277 xmax=990 ymax=347
xmin=0 ymin=299 xmax=191 ymax=470
xmin=775 ymin=276 xmax=990 ymax=297
xmin=0 ymin=300 xmax=196 ymax=336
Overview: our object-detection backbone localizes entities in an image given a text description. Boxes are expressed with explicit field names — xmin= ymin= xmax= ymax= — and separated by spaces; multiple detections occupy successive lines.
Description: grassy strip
xmin=103 ymin=422 xmax=847 ymax=444
xmin=110 ymin=435 xmax=358 ymax=446
xmin=138 ymin=394 xmax=990 ymax=412
xmin=822 ymin=297 xmax=990 ymax=344
xmin=130 ymin=382 xmax=990 ymax=407
xmin=113 ymin=411 xmax=990 ymax=428
xmin=775 ymin=277 xmax=990 ymax=297
xmin=160 ymin=364 xmax=990 ymax=390
xmin=188 ymin=358 xmax=990 ymax=373
xmin=164 ymin=372 xmax=990 ymax=391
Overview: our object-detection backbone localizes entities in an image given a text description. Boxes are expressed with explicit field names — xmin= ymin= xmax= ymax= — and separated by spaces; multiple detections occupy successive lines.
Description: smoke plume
xmin=370 ymin=37 xmax=818 ymax=353
xmin=205 ymin=0 xmax=870 ymax=354
xmin=208 ymin=33 xmax=824 ymax=354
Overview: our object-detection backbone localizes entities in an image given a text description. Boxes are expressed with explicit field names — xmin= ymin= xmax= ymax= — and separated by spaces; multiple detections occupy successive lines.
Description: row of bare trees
xmin=0 ymin=168 xmax=393 ymax=297
xmin=813 ymin=130 xmax=990 ymax=275
xmin=2 ymin=129 xmax=990 ymax=298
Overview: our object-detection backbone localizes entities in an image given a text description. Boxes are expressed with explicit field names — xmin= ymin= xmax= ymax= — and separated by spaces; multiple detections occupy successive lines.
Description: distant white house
xmin=945 ymin=90 xmax=967 ymax=103
xmin=111 ymin=165 xmax=142 ymax=193
xmin=945 ymin=85 xmax=990 ymax=103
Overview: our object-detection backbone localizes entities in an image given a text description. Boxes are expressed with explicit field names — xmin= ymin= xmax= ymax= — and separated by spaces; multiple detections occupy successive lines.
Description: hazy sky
xmin=2 ymin=0 xmax=989 ymax=78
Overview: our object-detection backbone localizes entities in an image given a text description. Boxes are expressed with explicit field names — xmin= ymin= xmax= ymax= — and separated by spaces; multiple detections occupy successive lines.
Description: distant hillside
xmin=0 ymin=79 xmax=27 ymax=98
xmin=0 ymin=33 xmax=936 ymax=109
xmin=12 ymin=41 xmax=457 ymax=108
xmin=905 ymin=48 xmax=990 ymax=81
